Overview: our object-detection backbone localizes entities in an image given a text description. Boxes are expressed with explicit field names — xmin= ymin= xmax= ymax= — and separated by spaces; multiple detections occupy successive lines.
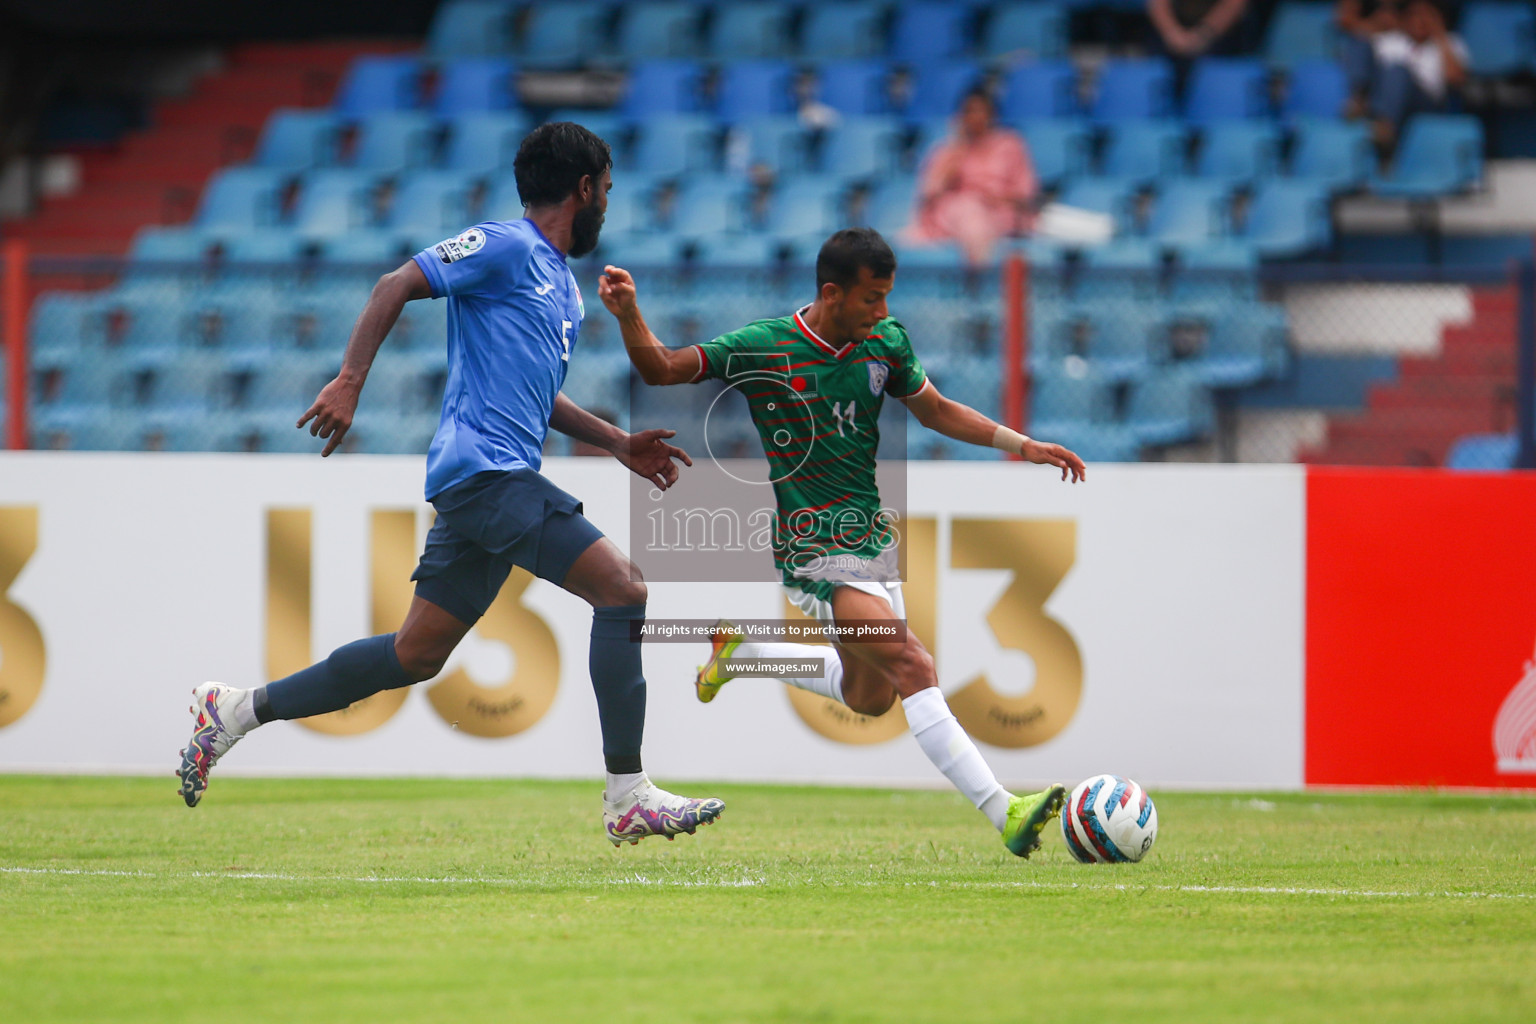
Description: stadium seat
xmin=1369 ymin=114 xmax=1484 ymax=198
xmin=1459 ymin=3 xmax=1536 ymax=77
xmin=1091 ymin=59 xmax=1174 ymax=123
xmin=128 ymin=227 xmax=212 ymax=264
xmin=1237 ymin=181 xmax=1331 ymax=256
xmin=1078 ymin=239 xmax=1163 ymax=303
xmin=334 ymin=56 xmax=422 ymax=116
xmin=1000 ymin=61 xmax=1077 ymax=121
xmin=800 ymin=2 xmax=890 ymax=60
xmin=905 ymin=60 xmax=985 ymax=122
xmin=194 ymin=167 xmax=285 ymax=231
xmin=666 ymin=175 xmax=751 ymax=238
xmin=1168 ymin=239 xmax=1259 ymax=305
xmin=1016 ymin=119 xmax=1089 ymax=188
xmin=728 ymin=116 xmax=812 ymax=175
xmin=516 ymin=2 xmax=607 ymax=68
xmin=690 ymin=234 xmax=790 ymax=268
xmin=623 ymin=60 xmax=706 ymax=119
xmin=762 ymin=176 xmax=847 ymax=246
xmin=317 ymin=231 xmax=417 ymax=267
xmin=1057 ymin=178 xmax=1138 ymax=235
xmin=347 ymin=112 xmax=437 ymax=173
xmin=1029 ymin=370 xmax=1117 ymax=436
xmin=707 ymin=2 xmax=793 ymax=59
xmin=628 ymin=115 xmax=719 ymax=179
xmin=598 ymin=233 xmax=684 ymax=267
xmin=222 ymin=231 xmax=310 ymax=266
xmin=715 ymin=61 xmax=798 ymax=121
xmin=1281 ymin=59 xmax=1349 ymax=120
xmin=291 ymin=170 xmax=381 ymax=238
xmin=1180 ymin=309 xmax=1287 ymax=386
xmin=615 ymin=2 xmax=701 ymax=59
xmin=860 ymin=174 xmax=918 ymax=236
xmin=1446 ymin=432 xmax=1518 ymax=469
xmin=386 ymin=172 xmax=475 ymax=236
xmin=1184 ymin=58 xmax=1270 ymax=123
xmin=890 ymin=2 xmax=974 ymax=62
xmin=253 ymin=110 xmax=340 ymax=170
xmin=442 ymin=111 xmax=529 ymax=175
xmin=814 ymin=60 xmax=893 ymax=117
xmin=1084 ymin=303 xmax=1169 ymax=383
xmin=983 ymin=3 xmax=1068 ymax=61
xmin=543 ymin=109 xmax=628 ymax=149
xmin=427 ymin=1 xmax=515 ymax=57
xmin=433 ymin=58 xmax=516 ymax=114
xmin=1100 ymin=120 xmax=1189 ymax=185
xmin=1146 ymin=179 xmax=1231 ymax=245
xmin=1126 ymin=370 xmax=1214 ymax=445
xmin=1195 ymin=121 xmax=1280 ymax=186
xmin=1289 ymin=118 xmax=1373 ymax=192
xmin=819 ymin=116 xmax=907 ymax=182
xmin=1263 ymin=2 xmax=1340 ymax=68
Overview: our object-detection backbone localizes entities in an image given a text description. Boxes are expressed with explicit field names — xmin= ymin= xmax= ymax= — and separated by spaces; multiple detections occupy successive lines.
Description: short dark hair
xmin=816 ymin=228 xmax=897 ymax=290
xmin=513 ymin=122 xmax=613 ymax=208
xmin=958 ymin=84 xmax=993 ymax=112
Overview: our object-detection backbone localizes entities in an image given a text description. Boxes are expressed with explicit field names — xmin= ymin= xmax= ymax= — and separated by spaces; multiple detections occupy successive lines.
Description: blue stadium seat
xmin=1195 ymin=121 xmax=1280 ymax=186
xmin=905 ymin=60 xmax=985 ymax=122
xmin=1078 ymin=239 xmax=1163 ymax=304
xmin=1184 ymin=58 xmax=1270 ymax=123
xmin=1057 ymin=178 xmax=1139 ymax=235
xmin=1099 ymin=120 xmax=1188 ymax=185
xmin=543 ymin=109 xmax=628 ymax=149
xmin=427 ymin=1 xmax=515 ymax=57
xmin=1181 ymin=309 xmax=1287 ymax=386
xmin=890 ymin=2 xmax=973 ymax=62
xmin=516 ymin=2 xmax=607 ymax=69
xmin=691 ymin=234 xmax=790 ymax=268
xmin=1289 ymin=118 xmax=1373 ymax=192
xmin=716 ymin=60 xmax=798 ymax=121
xmin=347 ymin=112 xmax=437 ymax=173
xmin=1263 ymin=2 xmax=1340 ymax=68
xmin=1126 ymin=370 xmax=1214 ymax=445
xmin=1000 ymin=61 xmax=1077 ymax=120
xmin=194 ymin=168 xmax=285 ymax=231
xmin=814 ymin=60 xmax=893 ymax=117
xmin=1370 ymin=114 xmax=1484 ymax=198
xmin=629 ymin=115 xmax=719 ymax=178
xmin=819 ymin=116 xmax=907 ymax=182
xmin=253 ymin=110 xmax=340 ymax=170
xmin=442 ymin=111 xmax=529 ymax=175
xmin=317 ymin=231 xmax=417 ymax=266
xmin=707 ymin=2 xmax=793 ymax=59
xmin=1459 ymin=3 xmax=1536 ymax=77
xmin=1238 ymin=181 xmax=1331 ymax=256
xmin=615 ymin=2 xmax=701 ymax=59
xmin=334 ymin=56 xmax=422 ymax=116
xmin=1282 ymin=59 xmax=1349 ymax=119
xmin=1146 ymin=179 xmax=1231 ymax=245
xmin=1016 ymin=119 xmax=1089 ymax=188
xmin=1091 ymin=59 xmax=1174 ymax=123
xmin=222 ymin=231 xmax=309 ymax=266
xmin=860 ymin=173 xmax=918 ymax=236
xmin=1169 ymin=239 xmax=1259 ymax=304
xmin=1446 ymin=432 xmax=1517 ymax=469
xmin=387 ymin=172 xmax=474 ymax=236
xmin=598 ymin=233 xmax=684 ymax=267
xmin=129 ymin=227 xmax=212 ymax=263
xmin=983 ymin=3 xmax=1067 ymax=61
xmin=1029 ymin=370 xmax=1117 ymax=435
xmin=762 ymin=176 xmax=847 ymax=246
xmin=728 ymin=116 xmax=812 ymax=175
xmin=623 ymin=60 xmax=706 ymax=119
xmin=433 ymin=58 xmax=516 ymax=114
xmin=291 ymin=170 xmax=381 ymax=237
xmin=1079 ymin=308 xmax=1167 ymax=385
xmin=666 ymin=175 xmax=751 ymax=238
xmin=801 ymin=2 xmax=890 ymax=60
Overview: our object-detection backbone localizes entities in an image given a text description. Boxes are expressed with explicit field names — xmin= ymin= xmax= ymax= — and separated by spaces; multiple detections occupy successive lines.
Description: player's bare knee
xmin=846 ymin=685 xmax=897 ymax=717
xmin=394 ymin=641 xmax=448 ymax=683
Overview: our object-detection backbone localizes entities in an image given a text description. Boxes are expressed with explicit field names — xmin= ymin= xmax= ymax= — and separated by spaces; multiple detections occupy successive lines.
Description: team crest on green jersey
xmin=866 ymin=361 xmax=890 ymax=396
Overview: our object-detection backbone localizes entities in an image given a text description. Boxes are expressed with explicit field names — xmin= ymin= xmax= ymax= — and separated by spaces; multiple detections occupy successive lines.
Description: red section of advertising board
xmin=1307 ymin=468 xmax=1536 ymax=788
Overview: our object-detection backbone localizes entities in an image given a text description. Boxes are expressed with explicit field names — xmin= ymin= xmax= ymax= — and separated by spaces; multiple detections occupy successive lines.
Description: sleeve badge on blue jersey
xmin=867 ymin=361 xmax=891 ymax=396
xmin=434 ymin=227 xmax=486 ymax=264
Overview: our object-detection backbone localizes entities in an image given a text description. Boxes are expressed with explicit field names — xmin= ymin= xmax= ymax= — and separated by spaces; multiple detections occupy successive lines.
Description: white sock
xmin=901 ymin=687 xmax=1011 ymax=832
xmin=605 ymin=771 xmax=647 ymax=805
xmin=734 ymin=642 xmax=844 ymax=704
xmin=228 ymin=688 xmax=259 ymax=734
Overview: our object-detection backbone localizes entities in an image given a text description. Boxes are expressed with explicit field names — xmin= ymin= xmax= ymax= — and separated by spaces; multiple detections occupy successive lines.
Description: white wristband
xmin=990 ymin=426 xmax=1031 ymax=456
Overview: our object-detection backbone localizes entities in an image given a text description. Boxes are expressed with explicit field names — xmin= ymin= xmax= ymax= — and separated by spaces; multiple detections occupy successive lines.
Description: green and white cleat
xmin=693 ymin=620 xmax=743 ymax=704
xmin=1002 ymin=784 xmax=1067 ymax=859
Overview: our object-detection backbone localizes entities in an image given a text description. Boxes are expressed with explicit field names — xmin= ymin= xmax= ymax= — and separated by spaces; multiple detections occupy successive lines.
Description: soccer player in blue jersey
xmin=176 ymin=123 xmax=724 ymax=846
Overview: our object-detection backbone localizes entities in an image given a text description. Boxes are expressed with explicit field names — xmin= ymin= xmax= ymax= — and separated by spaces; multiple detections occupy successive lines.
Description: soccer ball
xmin=1061 ymin=774 xmax=1157 ymax=863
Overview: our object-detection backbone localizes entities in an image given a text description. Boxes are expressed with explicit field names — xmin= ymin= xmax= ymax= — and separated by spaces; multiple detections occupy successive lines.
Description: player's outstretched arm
xmin=902 ymin=381 xmax=1086 ymax=483
xmin=549 ymin=394 xmax=694 ymax=491
xmin=598 ymin=265 xmax=703 ymax=386
xmin=297 ymin=260 xmax=432 ymax=456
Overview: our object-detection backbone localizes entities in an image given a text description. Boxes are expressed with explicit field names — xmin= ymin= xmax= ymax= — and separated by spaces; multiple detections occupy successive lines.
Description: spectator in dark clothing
xmin=1148 ymin=0 xmax=1252 ymax=95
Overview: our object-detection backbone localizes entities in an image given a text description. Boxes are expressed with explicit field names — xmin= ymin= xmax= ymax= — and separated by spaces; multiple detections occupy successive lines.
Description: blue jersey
xmin=412 ymin=218 xmax=584 ymax=499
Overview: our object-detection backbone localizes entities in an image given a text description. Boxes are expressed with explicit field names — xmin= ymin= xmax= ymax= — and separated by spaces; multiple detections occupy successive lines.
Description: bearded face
xmin=569 ymin=195 xmax=606 ymax=258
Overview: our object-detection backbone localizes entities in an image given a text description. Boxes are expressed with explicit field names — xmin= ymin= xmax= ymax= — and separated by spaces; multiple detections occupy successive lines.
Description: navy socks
xmin=256 ymin=633 xmax=413 ymax=722
xmin=590 ymin=604 xmax=648 ymax=775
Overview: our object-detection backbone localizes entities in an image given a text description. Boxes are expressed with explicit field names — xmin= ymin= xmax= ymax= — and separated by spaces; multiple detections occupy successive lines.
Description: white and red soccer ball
xmin=1061 ymin=774 xmax=1158 ymax=863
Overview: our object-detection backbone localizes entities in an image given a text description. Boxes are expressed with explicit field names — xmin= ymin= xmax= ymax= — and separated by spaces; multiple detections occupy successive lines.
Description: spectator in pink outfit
xmin=906 ymin=88 xmax=1037 ymax=266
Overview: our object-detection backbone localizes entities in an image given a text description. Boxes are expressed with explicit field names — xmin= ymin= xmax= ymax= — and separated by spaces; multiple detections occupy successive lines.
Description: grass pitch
xmin=2 ymin=777 xmax=1533 ymax=1024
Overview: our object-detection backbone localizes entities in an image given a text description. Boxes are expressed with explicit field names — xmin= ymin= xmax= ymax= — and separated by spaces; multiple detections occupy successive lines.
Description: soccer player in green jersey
xmin=599 ymin=228 xmax=1086 ymax=857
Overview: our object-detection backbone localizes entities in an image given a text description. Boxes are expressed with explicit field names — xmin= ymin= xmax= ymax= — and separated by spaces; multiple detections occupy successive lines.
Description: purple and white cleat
xmin=603 ymin=778 xmax=725 ymax=847
xmin=177 ymin=682 xmax=247 ymax=808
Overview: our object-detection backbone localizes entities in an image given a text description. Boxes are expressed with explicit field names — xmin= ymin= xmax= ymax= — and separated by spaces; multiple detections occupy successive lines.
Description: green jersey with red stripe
xmin=692 ymin=307 xmax=928 ymax=599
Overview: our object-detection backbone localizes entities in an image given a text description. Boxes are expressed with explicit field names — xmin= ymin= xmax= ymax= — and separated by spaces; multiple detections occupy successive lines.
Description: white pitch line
xmin=3 ymin=865 xmax=1533 ymax=901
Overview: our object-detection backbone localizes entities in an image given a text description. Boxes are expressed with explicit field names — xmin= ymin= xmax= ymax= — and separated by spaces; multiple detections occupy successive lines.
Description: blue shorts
xmin=411 ymin=468 xmax=605 ymax=626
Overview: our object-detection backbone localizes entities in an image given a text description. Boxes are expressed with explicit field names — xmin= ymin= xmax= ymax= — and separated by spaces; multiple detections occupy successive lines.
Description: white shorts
xmin=783 ymin=579 xmax=906 ymax=626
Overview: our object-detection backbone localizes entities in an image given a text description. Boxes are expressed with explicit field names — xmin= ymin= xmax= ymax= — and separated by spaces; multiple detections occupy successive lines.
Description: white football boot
xmin=177 ymin=683 xmax=248 ymax=807
xmin=603 ymin=776 xmax=725 ymax=846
